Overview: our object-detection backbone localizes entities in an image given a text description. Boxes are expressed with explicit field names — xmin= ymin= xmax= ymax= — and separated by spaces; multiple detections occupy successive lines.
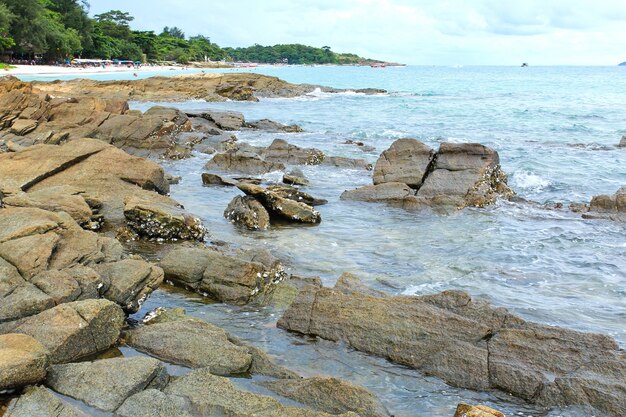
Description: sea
xmin=19 ymin=66 xmax=626 ymax=416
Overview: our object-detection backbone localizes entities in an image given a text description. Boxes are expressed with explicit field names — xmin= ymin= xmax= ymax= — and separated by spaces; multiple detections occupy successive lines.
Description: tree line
xmin=0 ymin=0 xmax=380 ymax=65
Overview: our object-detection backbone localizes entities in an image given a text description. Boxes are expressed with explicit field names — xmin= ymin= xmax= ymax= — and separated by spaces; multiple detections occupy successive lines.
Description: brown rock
xmin=224 ymin=195 xmax=271 ymax=230
xmin=201 ymin=172 xmax=239 ymax=186
xmin=267 ymin=185 xmax=328 ymax=206
xmin=453 ymin=403 xmax=505 ymax=417
xmin=0 ymin=334 xmax=48 ymax=391
xmin=261 ymin=139 xmax=325 ymax=165
xmin=206 ymin=150 xmax=285 ymax=175
xmin=373 ymin=139 xmax=434 ymax=188
xmin=238 ymin=183 xmax=321 ymax=224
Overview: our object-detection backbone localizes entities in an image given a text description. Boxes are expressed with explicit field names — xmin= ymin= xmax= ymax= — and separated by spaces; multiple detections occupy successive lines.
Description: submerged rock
xmin=453 ymin=403 xmax=505 ymax=417
xmin=5 ymin=386 xmax=89 ymax=417
xmin=0 ymin=299 xmax=124 ymax=364
xmin=0 ymin=334 xmax=48 ymax=391
xmin=283 ymin=168 xmax=309 ymax=186
xmin=278 ymin=276 xmax=626 ymax=416
xmin=618 ymin=136 xmax=626 ymax=148
xmin=259 ymin=377 xmax=391 ymax=417
xmin=201 ymin=172 xmax=239 ymax=186
xmin=322 ymin=156 xmax=373 ymax=170
xmin=46 ymin=357 xmax=169 ymax=412
xmin=238 ymin=183 xmax=321 ymax=224
xmin=340 ymin=182 xmax=425 ymax=210
xmin=224 ymin=195 xmax=271 ymax=230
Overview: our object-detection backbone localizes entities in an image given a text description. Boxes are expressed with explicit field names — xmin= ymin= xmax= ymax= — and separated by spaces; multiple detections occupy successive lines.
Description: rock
xmin=0 ymin=334 xmax=48 ymax=391
xmin=340 ymin=182 xmax=425 ymax=210
xmin=283 ymin=168 xmax=309 ymax=186
xmin=0 ymin=257 xmax=54 ymax=322
xmin=261 ymin=139 xmax=325 ymax=165
xmin=46 ymin=357 xmax=169 ymax=412
xmin=199 ymin=110 xmax=245 ymax=131
xmin=114 ymin=389 xmax=192 ymax=417
xmin=215 ymin=83 xmax=257 ymax=101
xmin=229 ymin=336 xmax=300 ymax=379
xmin=1 ymin=299 xmax=124 ymax=364
xmin=206 ymin=149 xmax=285 ymax=175
xmin=417 ymin=143 xmax=514 ymax=208
xmin=123 ymin=317 xmax=252 ymax=375
xmin=224 ymin=195 xmax=271 ymax=230
xmin=165 ymin=174 xmax=181 ymax=185
xmin=8 ymin=119 xmax=37 ymax=136
xmin=278 ymin=276 xmax=625 ymax=416
xmin=584 ymin=186 xmax=625 ymax=221
xmin=453 ymin=403 xmax=505 ymax=417
xmin=94 ymin=260 xmax=164 ymax=313
xmin=322 ymin=156 xmax=373 ymax=170
xmin=256 ymin=275 xmax=323 ymax=308
xmin=2 ymin=186 xmax=93 ymax=225
xmin=373 ymin=139 xmax=434 ymax=188
xmin=201 ymin=172 xmax=239 ymax=186
xmin=164 ymin=368 xmax=358 ymax=417
xmin=4 ymin=386 xmax=89 ymax=417
xmin=238 ymin=183 xmax=321 ymax=224
xmin=246 ymin=119 xmax=303 ymax=132
xmin=0 ymin=139 xmax=200 ymax=230
xmin=123 ymin=196 xmax=206 ymax=241
xmin=30 ymin=270 xmax=82 ymax=306
xmin=267 ymin=185 xmax=328 ymax=206
xmin=260 ymin=377 xmax=391 ymax=417
xmin=159 ymin=247 xmax=285 ymax=304
xmin=335 ymin=272 xmax=386 ymax=297
xmin=618 ymin=136 xmax=626 ymax=148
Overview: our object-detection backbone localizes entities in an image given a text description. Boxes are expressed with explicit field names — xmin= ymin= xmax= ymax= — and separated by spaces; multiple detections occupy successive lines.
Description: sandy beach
xmin=2 ymin=64 xmax=204 ymax=77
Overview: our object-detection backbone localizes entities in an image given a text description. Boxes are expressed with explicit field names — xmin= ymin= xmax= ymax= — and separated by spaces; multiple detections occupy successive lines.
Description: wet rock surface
xmin=259 ymin=377 xmax=391 ymax=417
xmin=0 ymin=334 xmax=48 ymax=391
xmin=344 ymin=139 xmax=514 ymax=209
xmin=201 ymin=172 xmax=239 ymax=186
xmin=0 ymin=299 xmax=124 ymax=364
xmin=224 ymin=195 xmax=271 ymax=230
xmin=453 ymin=403 xmax=505 ymax=417
xmin=159 ymin=246 xmax=286 ymax=304
xmin=261 ymin=139 xmax=325 ymax=165
xmin=45 ymin=357 xmax=169 ymax=411
xmin=237 ymin=183 xmax=322 ymax=224
xmin=206 ymin=149 xmax=286 ymax=175
xmin=583 ymin=185 xmax=625 ymax=221
xmin=267 ymin=185 xmax=328 ymax=206
xmin=278 ymin=276 xmax=626 ymax=416
xmin=4 ymin=386 xmax=89 ymax=417
xmin=163 ymin=368 xmax=359 ymax=417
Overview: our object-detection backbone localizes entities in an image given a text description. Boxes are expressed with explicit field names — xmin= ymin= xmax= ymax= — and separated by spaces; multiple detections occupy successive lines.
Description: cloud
xmin=89 ymin=0 xmax=626 ymax=65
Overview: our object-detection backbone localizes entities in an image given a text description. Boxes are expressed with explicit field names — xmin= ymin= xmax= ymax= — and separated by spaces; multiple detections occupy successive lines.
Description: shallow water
xmin=20 ymin=66 xmax=626 ymax=416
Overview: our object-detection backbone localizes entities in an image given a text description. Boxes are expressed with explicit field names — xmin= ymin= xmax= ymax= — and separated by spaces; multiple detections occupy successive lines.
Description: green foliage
xmin=0 ymin=3 xmax=379 ymax=65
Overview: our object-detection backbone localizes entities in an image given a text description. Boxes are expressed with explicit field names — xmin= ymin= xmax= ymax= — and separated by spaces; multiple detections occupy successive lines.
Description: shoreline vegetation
xmin=0 ymin=73 xmax=624 ymax=417
xmin=0 ymin=1 xmax=399 ymax=67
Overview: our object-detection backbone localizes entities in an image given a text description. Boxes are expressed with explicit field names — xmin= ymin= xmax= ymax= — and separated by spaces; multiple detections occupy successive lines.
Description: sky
xmin=89 ymin=0 xmax=626 ymax=65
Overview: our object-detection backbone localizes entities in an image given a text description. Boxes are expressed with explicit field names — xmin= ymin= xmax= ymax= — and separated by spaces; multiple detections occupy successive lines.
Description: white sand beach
xmin=1 ymin=64 xmax=191 ymax=77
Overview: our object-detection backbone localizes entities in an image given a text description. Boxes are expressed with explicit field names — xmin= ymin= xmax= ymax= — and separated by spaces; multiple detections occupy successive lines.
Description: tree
xmin=47 ymin=0 xmax=93 ymax=53
xmin=161 ymin=26 xmax=184 ymax=40
xmin=0 ymin=3 xmax=14 ymax=49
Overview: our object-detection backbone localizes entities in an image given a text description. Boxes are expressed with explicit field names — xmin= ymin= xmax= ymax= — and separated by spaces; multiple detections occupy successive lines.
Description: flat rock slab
xmin=206 ymin=150 xmax=285 ymax=175
xmin=123 ymin=318 xmax=252 ymax=375
xmin=114 ymin=389 xmax=192 ymax=417
xmin=278 ymin=277 xmax=626 ymax=416
xmin=46 ymin=357 xmax=169 ymax=412
xmin=5 ymin=386 xmax=89 ymax=417
xmin=164 ymin=368 xmax=358 ymax=417
xmin=261 ymin=139 xmax=325 ymax=165
xmin=238 ymin=183 xmax=321 ymax=224
xmin=0 ymin=299 xmax=124 ymax=364
xmin=0 ymin=334 xmax=48 ymax=391
xmin=259 ymin=377 xmax=391 ymax=417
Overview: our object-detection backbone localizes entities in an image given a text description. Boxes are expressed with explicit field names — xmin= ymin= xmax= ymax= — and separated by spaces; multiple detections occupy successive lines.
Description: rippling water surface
xmin=25 ymin=66 xmax=626 ymax=416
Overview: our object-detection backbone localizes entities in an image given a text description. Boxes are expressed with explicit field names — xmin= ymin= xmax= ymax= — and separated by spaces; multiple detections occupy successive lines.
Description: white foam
xmin=511 ymin=170 xmax=551 ymax=192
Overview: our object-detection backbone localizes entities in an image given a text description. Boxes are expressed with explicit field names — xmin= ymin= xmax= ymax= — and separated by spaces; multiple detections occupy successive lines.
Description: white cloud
xmin=89 ymin=0 xmax=626 ymax=65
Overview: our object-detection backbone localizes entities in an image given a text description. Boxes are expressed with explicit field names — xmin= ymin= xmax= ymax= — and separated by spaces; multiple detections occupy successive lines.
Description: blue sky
xmin=90 ymin=0 xmax=626 ymax=65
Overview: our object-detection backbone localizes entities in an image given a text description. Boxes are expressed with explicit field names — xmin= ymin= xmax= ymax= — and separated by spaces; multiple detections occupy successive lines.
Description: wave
xmin=510 ymin=171 xmax=551 ymax=193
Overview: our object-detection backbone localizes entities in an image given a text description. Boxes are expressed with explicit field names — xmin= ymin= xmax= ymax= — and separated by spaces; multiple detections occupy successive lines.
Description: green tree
xmin=161 ymin=26 xmax=184 ymax=39
xmin=47 ymin=0 xmax=93 ymax=53
xmin=0 ymin=3 xmax=14 ymax=49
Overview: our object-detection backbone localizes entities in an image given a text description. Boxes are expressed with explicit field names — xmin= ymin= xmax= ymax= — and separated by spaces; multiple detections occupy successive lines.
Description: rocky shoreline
xmin=0 ymin=73 xmax=624 ymax=417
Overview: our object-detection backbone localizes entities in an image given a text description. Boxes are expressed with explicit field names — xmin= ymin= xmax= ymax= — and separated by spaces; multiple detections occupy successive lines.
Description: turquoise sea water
xmin=18 ymin=66 xmax=626 ymax=416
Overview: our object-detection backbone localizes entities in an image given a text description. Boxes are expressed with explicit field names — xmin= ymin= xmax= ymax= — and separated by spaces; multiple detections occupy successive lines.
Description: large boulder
xmin=159 ymin=247 xmax=286 ymax=304
xmin=198 ymin=110 xmax=245 ymax=131
xmin=0 ymin=299 xmax=125 ymax=364
xmin=0 ymin=334 xmax=48 ymax=391
xmin=259 ymin=377 xmax=391 ymax=417
xmin=373 ymin=139 xmax=434 ymax=188
xmin=343 ymin=141 xmax=513 ymax=209
xmin=261 ymin=139 xmax=325 ymax=165
xmin=4 ymin=386 xmax=89 ymax=417
xmin=123 ymin=317 xmax=252 ymax=375
xmin=224 ymin=195 xmax=271 ymax=230
xmin=278 ymin=276 xmax=626 ymax=416
xmin=46 ymin=357 xmax=169 ymax=412
xmin=123 ymin=196 xmax=206 ymax=241
xmin=238 ymin=183 xmax=321 ymax=224
xmin=206 ymin=149 xmax=285 ymax=175
xmin=164 ymin=368 xmax=358 ymax=417
xmin=114 ymin=389 xmax=192 ymax=417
